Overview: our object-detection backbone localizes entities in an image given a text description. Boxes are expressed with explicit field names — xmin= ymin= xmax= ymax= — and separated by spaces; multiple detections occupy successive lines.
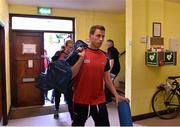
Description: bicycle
xmin=152 ymin=76 xmax=180 ymax=119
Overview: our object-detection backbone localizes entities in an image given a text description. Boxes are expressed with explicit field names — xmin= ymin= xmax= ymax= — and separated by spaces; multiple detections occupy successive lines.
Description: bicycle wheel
xmin=152 ymin=89 xmax=180 ymax=119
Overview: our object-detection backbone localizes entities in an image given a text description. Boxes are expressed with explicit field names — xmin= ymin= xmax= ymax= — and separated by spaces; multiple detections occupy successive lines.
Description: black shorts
xmin=72 ymin=102 xmax=110 ymax=126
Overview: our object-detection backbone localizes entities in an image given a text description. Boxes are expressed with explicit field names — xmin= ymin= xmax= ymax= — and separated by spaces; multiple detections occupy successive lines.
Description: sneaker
xmin=54 ymin=110 xmax=59 ymax=119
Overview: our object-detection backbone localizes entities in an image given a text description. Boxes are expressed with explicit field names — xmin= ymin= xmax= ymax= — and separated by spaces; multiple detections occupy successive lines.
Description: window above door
xmin=11 ymin=16 xmax=74 ymax=32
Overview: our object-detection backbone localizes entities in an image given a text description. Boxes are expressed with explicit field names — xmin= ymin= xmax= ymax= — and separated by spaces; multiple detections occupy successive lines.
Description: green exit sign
xmin=38 ymin=7 xmax=52 ymax=15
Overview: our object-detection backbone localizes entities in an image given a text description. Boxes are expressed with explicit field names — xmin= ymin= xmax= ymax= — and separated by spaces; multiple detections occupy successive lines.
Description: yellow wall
xmin=6 ymin=0 xmax=180 ymax=117
xmin=9 ymin=4 xmax=126 ymax=86
xmin=8 ymin=0 xmax=180 ymax=117
xmin=0 ymin=0 xmax=10 ymax=114
xmin=132 ymin=0 xmax=165 ymax=115
xmin=126 ymin=0 xmax=180 ymax=116
xmin=164 ymin=1 xmax=180 ymax=49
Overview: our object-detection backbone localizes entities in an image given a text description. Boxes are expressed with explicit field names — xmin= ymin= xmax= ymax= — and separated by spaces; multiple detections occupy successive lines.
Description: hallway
xmin=7 ymin=102 xmax=180 ymax=126
xmin=2 ymin=0 xmax=180 ymax=126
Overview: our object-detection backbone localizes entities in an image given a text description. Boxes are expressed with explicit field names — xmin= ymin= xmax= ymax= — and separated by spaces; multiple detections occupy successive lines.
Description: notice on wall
xmin=22 ymin=43 xmax=37 ymax=54
xmin=28 ymin=60 xmax=33 ymax=68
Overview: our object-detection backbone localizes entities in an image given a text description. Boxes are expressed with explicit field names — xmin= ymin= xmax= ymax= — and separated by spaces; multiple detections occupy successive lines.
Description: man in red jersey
xmin=71 ymin=25 xmax=129 ymax=126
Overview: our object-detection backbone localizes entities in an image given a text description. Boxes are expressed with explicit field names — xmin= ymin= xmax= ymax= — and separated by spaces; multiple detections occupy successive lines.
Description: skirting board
xmin=132 ymin=112 xmax=156 ymax=121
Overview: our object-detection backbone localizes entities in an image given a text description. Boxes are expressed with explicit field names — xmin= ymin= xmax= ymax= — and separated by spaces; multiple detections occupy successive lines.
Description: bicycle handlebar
xmin=168 ymin=76 xmax=180 ymax=80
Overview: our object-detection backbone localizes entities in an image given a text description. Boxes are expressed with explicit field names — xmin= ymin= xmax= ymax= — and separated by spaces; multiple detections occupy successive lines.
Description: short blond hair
xmin=89 ymin=25 xmax=105 ymax=35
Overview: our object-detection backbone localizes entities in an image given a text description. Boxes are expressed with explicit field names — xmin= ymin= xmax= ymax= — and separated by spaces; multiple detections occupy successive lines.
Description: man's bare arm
xmin=104 ymin=71 xmax=129 ymax=103
xmin=71 ymin=49 xmax=85 ymax=79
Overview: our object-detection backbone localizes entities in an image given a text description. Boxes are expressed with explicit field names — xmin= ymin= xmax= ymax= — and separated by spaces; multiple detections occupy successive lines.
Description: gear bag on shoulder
xmin=36 ymin=40 xmax=88 ymax=93
xmin=45 ymin=60 xmax=72 ymax=93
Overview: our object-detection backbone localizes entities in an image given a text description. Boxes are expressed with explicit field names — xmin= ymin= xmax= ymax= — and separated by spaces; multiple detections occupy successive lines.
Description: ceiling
xmin=8 ymin=0 xmax=125 ymax=13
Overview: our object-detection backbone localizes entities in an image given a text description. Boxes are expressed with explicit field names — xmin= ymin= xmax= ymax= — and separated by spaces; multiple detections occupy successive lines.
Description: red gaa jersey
xmin=73 ymin=48 xmax=110 ymax=105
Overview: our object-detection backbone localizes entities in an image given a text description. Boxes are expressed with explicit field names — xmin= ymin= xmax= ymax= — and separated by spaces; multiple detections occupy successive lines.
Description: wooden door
xmin=11 ymin=32 xmax=44 ymax=107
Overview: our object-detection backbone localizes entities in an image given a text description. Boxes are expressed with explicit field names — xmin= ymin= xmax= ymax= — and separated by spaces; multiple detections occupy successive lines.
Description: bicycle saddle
xmin=168 ymin=76 xmax=180 ymax=80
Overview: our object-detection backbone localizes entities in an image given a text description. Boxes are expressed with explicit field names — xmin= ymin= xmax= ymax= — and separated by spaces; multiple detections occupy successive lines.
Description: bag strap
xmin=51 ymin=50 xmax=62 ymax=62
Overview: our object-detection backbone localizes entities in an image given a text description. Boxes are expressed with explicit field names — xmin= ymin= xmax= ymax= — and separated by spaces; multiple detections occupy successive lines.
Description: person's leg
xmin=44 ymin=89 xmax=50 ymax=101
xmin=54 ymin=89 xmax=61 ymax=110
xmin=64 ymin=89 xmax=73 ymax=121
xmin=91 ymin=103 xmax=110 ymax=126
xmin=51 ymin=89 xmax=55 ymax=103
xmin=54 ymin=89 xmax=61 ymax=119
xmin=72 ymin=103 xmax=88 ymax=126
xmin=44 ymin=90 xmax=47 ymax=99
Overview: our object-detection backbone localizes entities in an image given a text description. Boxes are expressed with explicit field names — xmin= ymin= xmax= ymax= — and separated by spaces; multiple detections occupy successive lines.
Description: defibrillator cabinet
xmin=145 ymin=51 xmax=176 ymax=66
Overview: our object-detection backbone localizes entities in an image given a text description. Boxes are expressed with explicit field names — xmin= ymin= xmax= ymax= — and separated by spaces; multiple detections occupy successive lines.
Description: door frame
xmin=9 ymin=14 xmax=75 ymax=107
xmin=0 ymin=22 xmax=8 ymax=125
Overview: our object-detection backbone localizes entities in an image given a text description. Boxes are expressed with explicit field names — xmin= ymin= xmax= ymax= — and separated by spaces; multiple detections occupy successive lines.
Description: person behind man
xmin=50 ymin=40 xmax=74 ymax=119
xmin=70 ymin=25 xmax=128 ymax=126
xmin=105 ymin=39 xmax=121 ymax=103
xmin=43 ymin=49 xmax=50 ymax=101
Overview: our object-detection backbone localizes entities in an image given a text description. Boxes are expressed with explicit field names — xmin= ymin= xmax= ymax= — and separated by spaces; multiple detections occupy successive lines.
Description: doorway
xmin=10 ymin=14 xmax=75 ymax=107
xmin=9 ymin=14 xmax=75 ymax=119
xmin=43 ymin=32 xmax=73 ymax=107
xmin=0 ymin=23 xmax=7 ymax=125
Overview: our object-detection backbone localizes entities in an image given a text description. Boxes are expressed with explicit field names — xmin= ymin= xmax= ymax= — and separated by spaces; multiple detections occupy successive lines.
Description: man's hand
xmin=71 ymin=47 xmax=85 ymax=79
xmin=77 ymin=47 xmax=85 ymax=59
xmin=115 ymin=94 xmax=130 ymax=104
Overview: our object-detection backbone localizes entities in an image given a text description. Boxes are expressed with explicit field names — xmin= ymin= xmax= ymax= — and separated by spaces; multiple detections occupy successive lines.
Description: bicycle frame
xmin=152 ymin=76 xmax=180 ymax=119
xmin=165 ymin=91 xmax=180 ymax=107
xmin=158 ymin=79 xmax=180 ymax=107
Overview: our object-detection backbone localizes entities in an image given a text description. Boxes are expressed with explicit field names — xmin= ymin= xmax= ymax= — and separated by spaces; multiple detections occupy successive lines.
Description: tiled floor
xmin=8 ymin=102 xmax=120 ymax=126
xmin=7 ymin=101 xmax=180 ymax=126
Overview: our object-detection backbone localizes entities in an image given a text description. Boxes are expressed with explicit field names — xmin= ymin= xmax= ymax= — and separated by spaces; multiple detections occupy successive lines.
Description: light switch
xmin=128 ymin=40 xmax=132 ymax=46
